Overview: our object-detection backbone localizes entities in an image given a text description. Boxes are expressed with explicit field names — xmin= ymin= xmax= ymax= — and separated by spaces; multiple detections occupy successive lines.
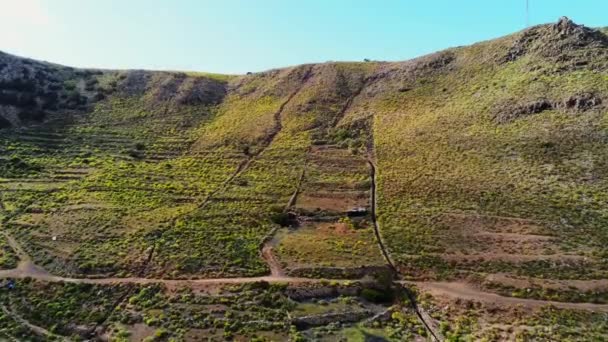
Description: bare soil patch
xmin=297 ymin=193 xmax=367 ymax=213
xmin=435 ymin=212 xmax=589 ymax=261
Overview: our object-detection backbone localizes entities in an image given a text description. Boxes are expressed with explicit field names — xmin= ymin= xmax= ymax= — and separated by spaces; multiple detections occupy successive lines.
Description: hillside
xmin=0 ymin=17 xmax=608 ymax=341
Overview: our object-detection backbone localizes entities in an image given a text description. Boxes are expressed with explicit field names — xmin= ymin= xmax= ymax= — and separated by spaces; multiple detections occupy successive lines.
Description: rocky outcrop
xmin=494 ymin=99 xmax=553 ymax=123
xmin=503 ymin=17 xmax=608 ymax=67
xmin=560 ymin=92 xmax=602 ymax=111
xmin=0 ymin=51 xmax=105 ymax=128
xmin=493 ymin=93 xmax=603 ymax=124
xmin=116 ymin=71 xmax=227 ymax=107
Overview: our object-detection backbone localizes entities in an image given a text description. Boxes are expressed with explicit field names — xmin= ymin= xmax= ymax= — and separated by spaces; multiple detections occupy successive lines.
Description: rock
xmin=116 ymin=70 xmax=152 ymax=96
xmin=493 ymin=99 xmax=553 ymax=124
xmin=174 ymin=76 xmax=226 ymax=106
xmin=494 ymin=93 xmax=603 ymax=124
xmin=561 ymin=93 xmax=602 ymax=110
xmin=502 ymin=17 xmax=608 ymax=65
xmin=116 ymin=71 xmax=227 ymax=107
xmin=555 ymin=16 xmax=578 ymax=35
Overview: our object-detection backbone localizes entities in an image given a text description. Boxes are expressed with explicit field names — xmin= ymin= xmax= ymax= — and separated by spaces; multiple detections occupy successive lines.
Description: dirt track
xmin=5 ymin=216 xmax=608 ymax=341
xmin=260 ymin=245 xmax=285 ymax=277
xmin=409 ymin=281 xmax=608 ymax=312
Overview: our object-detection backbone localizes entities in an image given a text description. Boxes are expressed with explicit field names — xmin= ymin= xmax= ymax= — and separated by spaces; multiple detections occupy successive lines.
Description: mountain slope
xmin=1 ymin=17 xmax=608 ymax=341
xmin=365 ymin=17 xmax=608 ymax=282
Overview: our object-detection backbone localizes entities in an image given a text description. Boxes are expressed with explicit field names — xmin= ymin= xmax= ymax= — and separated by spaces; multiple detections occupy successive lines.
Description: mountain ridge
xmin=1 ymin=17 xmax=606 ymax=130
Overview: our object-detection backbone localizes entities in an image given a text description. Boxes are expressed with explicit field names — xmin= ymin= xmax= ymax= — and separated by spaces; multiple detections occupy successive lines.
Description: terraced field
xmin=1 ymin=17 xmax=608 ymax=341
xmin=274 ymin=145 xmax=386 ymax=277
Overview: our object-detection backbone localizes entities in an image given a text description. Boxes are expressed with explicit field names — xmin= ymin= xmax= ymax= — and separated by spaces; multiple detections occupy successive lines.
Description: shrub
xmin=361 ymin=288 xmax=394 ymax=303
xmin=93 ymin=92 xmax=106 ymax=101
xmin=154 ymin=328 xmax=169 ymax=339
xmin=128 ymin=150 xmax=144 ymax=159
xmin=270 ymin=212 xmax=293 ymax=226
xmin=85 ymin=78 xmax=99 ymax=91
xmin=63 ymin=80 xmax=77 ymax=91
xmin=0 ymin=79 xmax=37 ymax=92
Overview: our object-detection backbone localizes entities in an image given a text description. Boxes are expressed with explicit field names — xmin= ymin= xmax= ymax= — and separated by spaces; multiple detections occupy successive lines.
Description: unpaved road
xmin=409 ymin=281 xmax=608 ymax=312
xmin=0 ymin=231 xmax=327 ymax=288
xmin=485 ymin=272 xmax=608 ymax=291
xmin=5 ymin=228 xmax=608 ymax=342
xmin=260 ymin=245 xmax=285 ymax=277
xmin=0 ymin=258 xmax=334 ymax=289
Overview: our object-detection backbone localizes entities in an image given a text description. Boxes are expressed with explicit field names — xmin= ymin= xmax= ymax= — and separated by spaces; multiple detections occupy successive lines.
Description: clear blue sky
xmin=1 ymin=0 xmax=606 ymax=74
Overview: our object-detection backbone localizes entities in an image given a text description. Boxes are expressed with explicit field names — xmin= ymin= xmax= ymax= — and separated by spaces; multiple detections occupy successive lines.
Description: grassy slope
xmin=0 ymin=59 xmax=386 ymax=278
xmin=365 ymin=22 xmax=608 ymax=280
xmin=1 ymin=20 xmax=607 ymax=281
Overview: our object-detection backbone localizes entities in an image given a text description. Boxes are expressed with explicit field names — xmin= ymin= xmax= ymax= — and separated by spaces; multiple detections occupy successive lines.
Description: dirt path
xmin=410 ymin=281 xmax=608 ymax=312
xmin=3 ymin=232 xmax=29 ymax=261
xmin=261 ymin=245 xmax=285 ymax=277
xmin=0 ymin=255 xmax=343 ymax=289
xmin=330 ymin=74 xmax=373 ymax=128
xmin=259 ymin=152 xmax=309 ymax=277
xmin=485 ymin=273 xmax=608 ymax=292
xmin=0 ymin=231 xmax=345 ymax=289
xmin=139 ymin=66 xmax=315 ymax=279
xmin=2 ymin=304 xmax=68 ymax=341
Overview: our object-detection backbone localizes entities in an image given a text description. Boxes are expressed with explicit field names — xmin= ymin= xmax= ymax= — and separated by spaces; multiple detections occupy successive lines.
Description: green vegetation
xmin=0 ymin=90 xmax=243 ymax=276
xmin=276 ymin=223 xmax=384 ymax=270
xmin=0 ymin=279 xmax=130 ymax=340
xmin=0 ymin=157 xmax=43 ymax=178
xmin=370 ymin=21 xmax=608 ymax=283
xmin=419 ymin=290 xmax=608 ymax=341
xmin=183 ymin=71 xmax=236 ymax=83
xmin=0 ymin=234 xmax=18 ymax=269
